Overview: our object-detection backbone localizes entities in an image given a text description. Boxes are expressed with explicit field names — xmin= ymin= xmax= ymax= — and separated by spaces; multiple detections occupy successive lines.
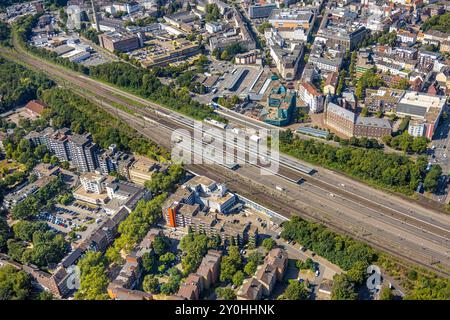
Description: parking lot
xmin=38 ymin=201 xmax=107 ymax=243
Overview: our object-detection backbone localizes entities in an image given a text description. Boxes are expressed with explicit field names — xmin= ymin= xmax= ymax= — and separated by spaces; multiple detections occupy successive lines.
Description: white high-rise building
xmin=66 ymin=5 xmax=82 ymax=30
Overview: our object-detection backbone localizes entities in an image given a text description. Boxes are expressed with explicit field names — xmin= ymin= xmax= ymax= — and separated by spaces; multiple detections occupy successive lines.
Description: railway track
xmin=121 ymin=108 xmax=450 ymax=274
xmin=192 ymin=164 xmax=450 ymax=278
xmin=2 ymin=45 xmax=450 ymax=276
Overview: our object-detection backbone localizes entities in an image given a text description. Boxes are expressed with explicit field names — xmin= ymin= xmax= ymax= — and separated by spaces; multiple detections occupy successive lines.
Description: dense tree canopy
xmin=0 ymin=21 xmax=10 ymax=45
xmin=282 ymin=281 xmax=309 ymax=300
xmin=421 ymin=12 xmax=450 ymax=33
xmin=356 ymin=68 xmax=385 ymax=100
xmin=216 ymin=287 xmax=237 ymax=300
xmin=75 ymin=251 xmax=109 ymax=300
xmin=0 ymin=218 xmax=10 ymax=251
xmin=179 ymin=232 xmax=220 ymax=274
xmin=7 ymin=230 xmax=68 ymax=268
xmin=0 ymin=265 xmax=32 ymax=300
xmin=331 ymin=274 xmax=358 ymax=300
xmin=0 ymin=58 xmax=54 ymax=113
xmin=220 ymin=246 xmax=243 ymax=283
xmin=106 ymin=194 xmax=167 ymax=263
xmin=145 ymin=164 xmax=185 ymax=194
xmin=205 ymin=4 xmax=220 ymax=22
xmin=40 ymin=88 xmax=168 ymax=160
xmin=142 ymin=274 xmax=159 ymax=294
xmin=11 ymin=177 xmax=66 ymax=220
xmin=280 ymin=130 xmax=439 ymax=195
xmin=89 ymin=62 xmax=223 ymax=122
xmin=12 ymin=220 xmax=48 ymax=242
xmin=282 ymin=217 xmax=376 ymax=271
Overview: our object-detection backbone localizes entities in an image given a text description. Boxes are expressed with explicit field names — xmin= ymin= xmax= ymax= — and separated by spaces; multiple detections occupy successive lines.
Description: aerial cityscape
xmin=0 ymin=0 xmax=449 ymax=303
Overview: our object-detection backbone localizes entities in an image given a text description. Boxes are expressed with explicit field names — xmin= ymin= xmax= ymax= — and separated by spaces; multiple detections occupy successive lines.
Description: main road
xmin=2 ymin=43 xmax=450 ymax=276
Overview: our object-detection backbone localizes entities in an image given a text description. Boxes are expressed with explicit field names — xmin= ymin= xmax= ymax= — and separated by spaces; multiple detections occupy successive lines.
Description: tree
xmin=244 ymin=261 xmax=257 ymax=276
xmin=296 ymin=258 xmax=315 ymax=271
xmin=232 ymin=270 xmax=245 ymax=287
xmin=145 ymin=164 xmax=185 ymax=194
xmin=0 ymin=217 xmax=10 ymax=251
xmin=160 ymin=268 xmax=181 ymax=295
xmin=75 ymin=252 xmax=109 ymax=300
xmin=355 ymin=69 xmax=384 ymax=100
xmin=220 ymin=50 xmax=230 ymax=61
xmin=143 ymin=275 xmax=160 ymax=294
xmin=424 ymin=165 xmax=442 ymax=192
xmin=283 ymin=280 xmax=309 ymax=300
xmin=38 ymin=291 xmax=54 ymax=300
xmin=220 ymin=246 xmax=242 ymax=283
xmin=336 ymin=70 xmax=346 ymax=95
xmin=216 ymin=287 xmax=237 ymax=300
xmin=347 ymin=261 xmax=368 ymax=285
xmin=159 ymin=252 xmax=176 ymax=265
xmin=247 ymin=251 xmax=263 ymax=265
xmin=153 ymin=235 xmax=171 ymax=256
xmin=180 ymin=232 xmax=218 ymax=274
xmin=379 ymin=287 xmax=394 ymax=300
xmin=0 ymin=265 xmax=32 ymax=300
xmin=142 ymin=251 xmax=157 ymax=273
xmin=331 ymin=274 xmax=358 ymax=300
xmin=12 ymin=221 xmax=48 ymax=242
xmin=262 ymin=238 xmax=276 ymax=252
xmin=393 ymin=78 xmax=410 ymax=90
xmin=411 ymin=137 xmax=428 ymax=154
xmin=257 ymin=22 xmax=272 ymax=33
xmin=360 ymin=107 xmax=369 ymax=117
xmin=205 ymin=4 xmax=220 ymax=22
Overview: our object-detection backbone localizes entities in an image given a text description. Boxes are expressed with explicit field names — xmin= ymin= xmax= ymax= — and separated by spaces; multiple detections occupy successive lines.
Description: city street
xmin=429 ymin=113 xmax=450 ymax=203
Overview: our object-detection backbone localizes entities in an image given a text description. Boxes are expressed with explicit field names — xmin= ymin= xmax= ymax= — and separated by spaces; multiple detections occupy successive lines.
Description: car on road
xmin=275 ymin=234 xmax=281 ymax=239
xmin=315 ymin=270 xmax=320 ymax=277
xmin=300 ymin=246 xmax=307 ymax=252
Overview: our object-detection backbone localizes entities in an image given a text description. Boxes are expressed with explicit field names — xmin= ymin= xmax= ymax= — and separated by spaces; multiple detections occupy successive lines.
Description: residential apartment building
xmin=26 ymin=128 xmax=99 ymax=173
xmin=68 ymin=133 xmax=99 ymax=173
xmin=97 ymin=144 xmax=135 ymax=177
xmin=237 ymin=248 xmax=287 ymax=300
xmin=176 ymin=250 xmax=222 ymax=300
xmin=128 ymin=155 xmax=167 ymax=186
xmin=298 ymin=81 xmax=324 ymax=113
xmin=162 ymin=176 xmax=255 ymax=246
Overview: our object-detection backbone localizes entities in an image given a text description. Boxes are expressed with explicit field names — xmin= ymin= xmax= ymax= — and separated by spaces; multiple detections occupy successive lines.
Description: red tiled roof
xmin=301 ymin=81 xmax=321 ymax=97
xmin=25 ymin=100 xmax=47 ymax=115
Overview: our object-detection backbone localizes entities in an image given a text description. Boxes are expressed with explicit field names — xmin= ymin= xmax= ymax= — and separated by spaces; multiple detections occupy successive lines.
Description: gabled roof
xmin=25 ymin=100 xmax=47 ymax=115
